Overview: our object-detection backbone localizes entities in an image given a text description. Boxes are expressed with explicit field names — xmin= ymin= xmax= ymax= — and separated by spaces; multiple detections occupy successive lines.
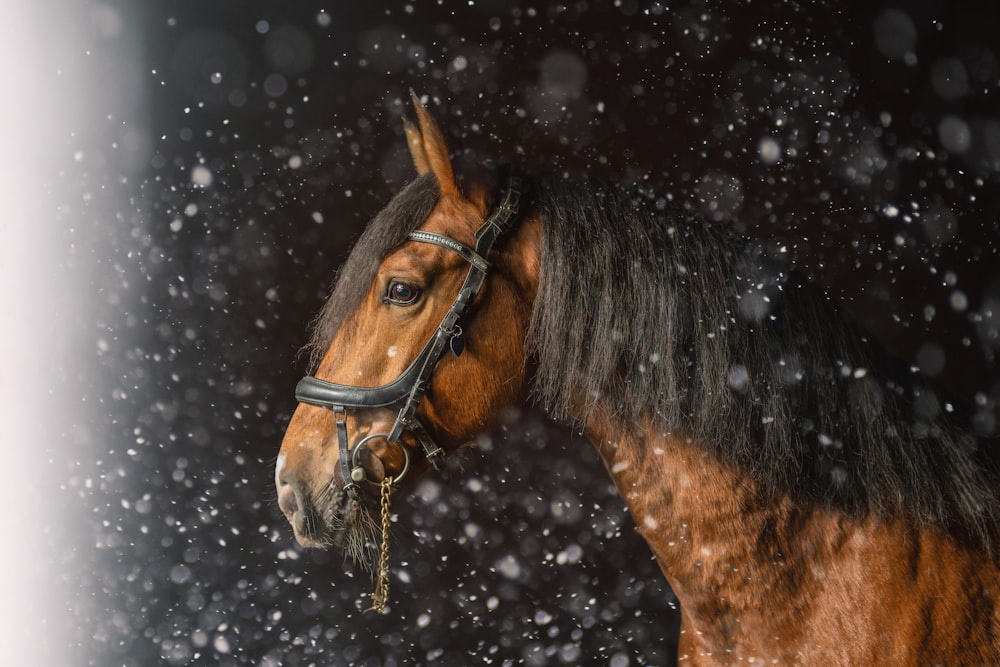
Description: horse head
xmin=276 ymin=94 xmax=539 ymax=574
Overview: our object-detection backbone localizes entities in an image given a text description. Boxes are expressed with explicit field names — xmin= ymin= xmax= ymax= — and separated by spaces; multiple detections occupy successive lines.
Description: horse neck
xmin=582 ymin=411 xmax=848 ymax=646
xmin=584 ymin=411 xmax=1000 ymax=662
xmin=586 ymin=418 xmax=792 ymax=598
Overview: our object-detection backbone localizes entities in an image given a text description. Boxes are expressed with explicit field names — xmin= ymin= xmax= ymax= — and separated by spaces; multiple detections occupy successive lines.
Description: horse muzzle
xmin=275 ymin=454 xmax=331 ymax=547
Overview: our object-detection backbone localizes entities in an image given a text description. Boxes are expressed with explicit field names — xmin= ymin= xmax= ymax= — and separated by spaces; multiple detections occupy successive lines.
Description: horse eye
xmin=384 ymin=281 xmax=421 ymax=306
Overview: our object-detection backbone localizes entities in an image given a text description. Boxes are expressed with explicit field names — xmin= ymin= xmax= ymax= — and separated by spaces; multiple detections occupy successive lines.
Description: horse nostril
xmin=277 ymin=475 xmax=300 ymax=517
xmin=275 ymin=455 xmax=301 ymax=516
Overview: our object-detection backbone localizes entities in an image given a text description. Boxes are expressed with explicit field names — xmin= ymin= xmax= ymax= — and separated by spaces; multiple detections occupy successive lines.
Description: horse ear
xmin=408 ymin=90 xmax=459 ymax=198
xmin=402 ymin=116 xmax=431 ymax=175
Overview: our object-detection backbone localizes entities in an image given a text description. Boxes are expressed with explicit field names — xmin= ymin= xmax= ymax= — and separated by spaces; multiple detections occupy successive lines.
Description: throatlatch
xmin=293 ymin=167 xmax=527 ymax=494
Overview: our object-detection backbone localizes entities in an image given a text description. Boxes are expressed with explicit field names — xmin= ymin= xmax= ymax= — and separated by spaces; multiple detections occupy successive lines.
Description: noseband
xmin=293 ymin=168 xmax=526 ymax=495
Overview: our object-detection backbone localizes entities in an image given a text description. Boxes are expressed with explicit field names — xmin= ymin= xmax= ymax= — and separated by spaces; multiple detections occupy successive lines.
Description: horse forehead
xmin=379 ymin=231 xmax=466 ymax=276
xmin=418 ymin=195 xmax=484 ymax=243
xmin=380 ymin=239 xmax=440 ymax=271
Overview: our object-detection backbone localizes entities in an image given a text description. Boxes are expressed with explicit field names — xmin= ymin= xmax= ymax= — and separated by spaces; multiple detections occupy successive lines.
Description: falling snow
xmin=22 ymin=1 xmax=1000 ymax=666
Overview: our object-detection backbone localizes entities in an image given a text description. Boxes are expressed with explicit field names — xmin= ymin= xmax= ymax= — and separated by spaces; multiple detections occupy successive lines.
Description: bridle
xmin=293 ymin=168 xmax=527 ymax=496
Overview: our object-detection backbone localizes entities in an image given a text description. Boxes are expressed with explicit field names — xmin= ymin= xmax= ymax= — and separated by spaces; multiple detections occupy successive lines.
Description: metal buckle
xmin=349 ymin=432 xmax=411 ymax=487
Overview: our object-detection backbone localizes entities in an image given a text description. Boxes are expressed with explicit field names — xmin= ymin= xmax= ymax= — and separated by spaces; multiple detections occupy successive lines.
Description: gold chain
xmin=367 ymin=476 xmax=393 ymax=613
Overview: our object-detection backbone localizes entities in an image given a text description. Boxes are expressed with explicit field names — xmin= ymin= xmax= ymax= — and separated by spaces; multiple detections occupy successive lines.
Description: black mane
xmin=527 ymin=174 xmax=1000 ymax=546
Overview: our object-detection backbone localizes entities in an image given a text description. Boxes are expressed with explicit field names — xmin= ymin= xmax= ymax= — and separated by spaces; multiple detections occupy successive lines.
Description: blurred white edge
xmin=1 ymin=2 xmax=85 ymax=664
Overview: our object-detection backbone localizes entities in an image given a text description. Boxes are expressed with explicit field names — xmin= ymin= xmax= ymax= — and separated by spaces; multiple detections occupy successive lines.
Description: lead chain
xmin=367 ymin=476 xmax=393 ymax=613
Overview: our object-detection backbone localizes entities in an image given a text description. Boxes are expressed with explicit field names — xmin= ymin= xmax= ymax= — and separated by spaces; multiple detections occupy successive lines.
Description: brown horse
xmin=276 ymin=95 xmax=1000 ymax=664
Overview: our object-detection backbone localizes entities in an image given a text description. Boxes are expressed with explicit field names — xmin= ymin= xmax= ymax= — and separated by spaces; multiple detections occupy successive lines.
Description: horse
xmin=276 ymin=93 xmax=1000 ymax=664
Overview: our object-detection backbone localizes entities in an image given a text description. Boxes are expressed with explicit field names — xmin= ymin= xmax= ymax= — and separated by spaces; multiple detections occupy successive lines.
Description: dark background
xmin=45 ymin=0 xmax=1000 ymax=665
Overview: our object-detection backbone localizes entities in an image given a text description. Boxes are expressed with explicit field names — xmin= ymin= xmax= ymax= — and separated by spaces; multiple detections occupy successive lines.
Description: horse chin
xmin=321 ymin=489 xmax=383 ymax=573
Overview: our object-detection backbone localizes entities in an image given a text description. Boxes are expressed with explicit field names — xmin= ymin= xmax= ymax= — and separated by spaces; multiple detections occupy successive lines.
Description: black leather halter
xmin=294 ymin=169 xmax=526 ymax=494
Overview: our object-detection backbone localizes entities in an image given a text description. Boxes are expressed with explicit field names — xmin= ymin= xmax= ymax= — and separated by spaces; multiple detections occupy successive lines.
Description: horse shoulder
xmin=788 ymin=517 xmax=1000 ymax=664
